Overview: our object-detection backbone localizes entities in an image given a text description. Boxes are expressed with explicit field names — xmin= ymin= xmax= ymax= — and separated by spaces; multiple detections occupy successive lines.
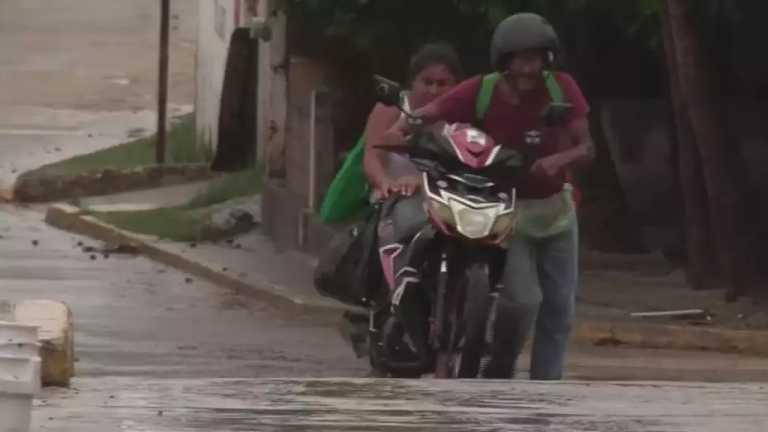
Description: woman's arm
xmin=363 ymin=103 xmax=402 ymax=198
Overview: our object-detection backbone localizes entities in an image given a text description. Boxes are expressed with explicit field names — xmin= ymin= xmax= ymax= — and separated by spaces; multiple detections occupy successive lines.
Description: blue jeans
xmin=485 ymin=219 xmax=579 ymax=380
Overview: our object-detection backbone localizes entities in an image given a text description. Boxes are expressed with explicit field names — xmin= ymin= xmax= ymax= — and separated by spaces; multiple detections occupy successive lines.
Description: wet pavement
xmin=0 ymin=108 xmax=166 ymax=196
xmin=0 ymin=0 xmax=196 ymax=195
xmin=5 ymin=205 xmax=768 ymax=430
xmin=0 ymin=204 xmax=369 ymax=381
xmin=32 ymin=378 xmax=768 ymax=431
xmin=0 ymin=0 xmax=195 ymax=111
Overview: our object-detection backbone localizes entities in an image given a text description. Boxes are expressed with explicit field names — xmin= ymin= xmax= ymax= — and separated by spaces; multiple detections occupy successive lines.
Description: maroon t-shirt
xmin=434 ymin=72 xmax=590 ymax=199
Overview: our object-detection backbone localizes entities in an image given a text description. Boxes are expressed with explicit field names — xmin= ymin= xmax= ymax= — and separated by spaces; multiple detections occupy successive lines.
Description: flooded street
xmin=0 ymin=205 xmax=368 ymax=382
xmin=33 ymin=378 xmax=768 ymax=431
xmin=3 ymin=203 xmax=765 ymax=430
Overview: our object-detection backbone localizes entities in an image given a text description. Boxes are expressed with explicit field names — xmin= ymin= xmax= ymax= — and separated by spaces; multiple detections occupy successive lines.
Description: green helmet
xmin=490 ymin=13 xmax=560 ymax=71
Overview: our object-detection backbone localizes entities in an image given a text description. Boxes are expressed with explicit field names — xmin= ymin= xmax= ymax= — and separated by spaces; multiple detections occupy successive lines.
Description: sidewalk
xmin=44 ymin=186 xmax=768 ymax=356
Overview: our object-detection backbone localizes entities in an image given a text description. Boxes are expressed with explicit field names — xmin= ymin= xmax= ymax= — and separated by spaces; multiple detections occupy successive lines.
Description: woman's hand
xmin=392 ymin=175 xmax=421 ymax=197
xmin=372 ymin=175 xmax=421 ymax=200
xmin=379 ymin=128 xmax=406 ymax=148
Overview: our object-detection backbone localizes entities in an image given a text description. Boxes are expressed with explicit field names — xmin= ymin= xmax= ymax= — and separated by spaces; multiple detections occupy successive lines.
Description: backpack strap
xmin=475 ymin=71 xmax=565 ymax=123
xmin=543 ymin=70 xmax=564 ymax=104
xmin=475 ymin=73 xmax=500 ymax=124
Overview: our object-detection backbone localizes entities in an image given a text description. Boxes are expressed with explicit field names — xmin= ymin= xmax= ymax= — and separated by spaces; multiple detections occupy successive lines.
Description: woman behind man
xmin=340 ymin=43 xmax=465 ymax=375
xmin=364 ymin=43 xmax=464 ymax=199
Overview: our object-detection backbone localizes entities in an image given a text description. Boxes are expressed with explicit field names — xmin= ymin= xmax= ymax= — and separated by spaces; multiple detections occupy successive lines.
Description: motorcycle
xmin=367 ymin=75 xmax=528 ymax=379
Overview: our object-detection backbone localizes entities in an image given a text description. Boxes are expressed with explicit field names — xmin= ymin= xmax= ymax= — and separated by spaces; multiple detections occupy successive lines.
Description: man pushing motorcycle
xmin=383 ymin=12 xmax=595 ymax=380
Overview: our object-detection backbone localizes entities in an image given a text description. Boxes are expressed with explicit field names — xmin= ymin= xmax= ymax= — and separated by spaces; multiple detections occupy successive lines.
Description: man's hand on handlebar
xmin=412 ymin=103 xmax=440 ymax=124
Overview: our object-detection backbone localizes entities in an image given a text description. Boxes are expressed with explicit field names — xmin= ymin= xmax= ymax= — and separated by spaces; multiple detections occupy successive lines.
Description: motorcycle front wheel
xmin=456 ymin=263 xmax=492 ymax=378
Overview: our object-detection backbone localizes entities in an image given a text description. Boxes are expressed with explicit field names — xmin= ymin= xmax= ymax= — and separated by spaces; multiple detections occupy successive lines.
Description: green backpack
xmin=475 ymin=71 xmax=576 ymax=239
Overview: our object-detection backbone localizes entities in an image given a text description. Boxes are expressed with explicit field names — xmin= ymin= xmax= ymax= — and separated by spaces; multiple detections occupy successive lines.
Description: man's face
xmin=506 ymin=49 xmax=546 ymax=92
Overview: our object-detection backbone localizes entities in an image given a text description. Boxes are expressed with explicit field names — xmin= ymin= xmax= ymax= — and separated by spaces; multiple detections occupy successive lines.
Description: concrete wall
xmin=195 ymin=0 xmax=254 ymax=155
xmin=262 ymin=57 xmax=338 ymax=253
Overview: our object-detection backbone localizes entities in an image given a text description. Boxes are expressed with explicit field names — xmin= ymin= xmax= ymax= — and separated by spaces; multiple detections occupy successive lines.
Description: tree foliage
xmin=276 ymin=1 xmax=768 ymax=297
xmin=278 ymin=0 xmax=678 ymax=88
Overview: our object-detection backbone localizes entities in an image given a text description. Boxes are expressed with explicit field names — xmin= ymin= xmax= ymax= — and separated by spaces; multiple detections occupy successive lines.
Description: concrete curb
xmin=45 ymin=204 xmax=768 ymax=357
xmin=14 ymin=164 xmax=214 ymax=203
xmin=572 ymin=320 xmax=768 ymax=357
xmin=45 ymin=204 xmax=357 ymax=315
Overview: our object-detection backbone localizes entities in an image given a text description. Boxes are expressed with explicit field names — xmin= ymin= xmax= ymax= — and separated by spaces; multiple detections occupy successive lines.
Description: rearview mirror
xmin=373 ymin=75 xmax=403 ymax=107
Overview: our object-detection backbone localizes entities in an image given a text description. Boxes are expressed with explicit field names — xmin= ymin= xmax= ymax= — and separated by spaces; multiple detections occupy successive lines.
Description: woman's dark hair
xmin=408 ymin=43 xmax=465 ymax=83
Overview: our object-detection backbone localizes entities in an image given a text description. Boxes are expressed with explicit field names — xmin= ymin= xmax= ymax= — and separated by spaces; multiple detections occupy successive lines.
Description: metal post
xmin=308 ymin=90 xmax=317 ymax=211
xmin=156 ymin=0 xmax=171 ymax=164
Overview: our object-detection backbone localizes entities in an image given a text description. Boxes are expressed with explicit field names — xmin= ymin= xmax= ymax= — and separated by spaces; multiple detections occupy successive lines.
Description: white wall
xmin=195 ymin=0 xmax=250 ymax=155
xmin=196 ymin=0 xmax=283 ymax=168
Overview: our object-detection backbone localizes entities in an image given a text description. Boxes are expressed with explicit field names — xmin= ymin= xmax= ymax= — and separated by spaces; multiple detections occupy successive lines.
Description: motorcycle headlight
xmin=491 ymin=211 xmax=518 ymax=237
xmin=429 ymin=198 xmax=455 ymax=226
xmin=449 ymin=201 xmax=498 ymax=239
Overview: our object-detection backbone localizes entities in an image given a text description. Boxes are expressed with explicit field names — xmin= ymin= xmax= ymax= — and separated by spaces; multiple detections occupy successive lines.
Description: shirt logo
xmin=524 ymin=130 xmax=543 ymax=146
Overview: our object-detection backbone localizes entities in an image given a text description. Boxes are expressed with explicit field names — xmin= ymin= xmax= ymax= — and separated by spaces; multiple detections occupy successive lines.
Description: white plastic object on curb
xmin=630 ymin=309 xmax=711 ymax=321
xmin=0 ymin=321 xmax=41 ymax=432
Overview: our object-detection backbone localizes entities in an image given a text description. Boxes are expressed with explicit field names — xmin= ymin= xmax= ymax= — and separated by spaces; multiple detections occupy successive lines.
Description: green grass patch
xmin=89 ymin=167 xmax=263 ymax=241
xmin=93 ymin=208 xmax=205 ymax=242
xmin=26 ymin=113 xmax=209 ymax=178
xmin=183 ymin=168 xmax=263 ymax=209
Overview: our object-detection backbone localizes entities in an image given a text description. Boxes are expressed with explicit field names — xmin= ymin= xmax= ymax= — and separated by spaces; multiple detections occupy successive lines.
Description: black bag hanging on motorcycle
xmin=313 ymin=205 xmax=384 ymax=307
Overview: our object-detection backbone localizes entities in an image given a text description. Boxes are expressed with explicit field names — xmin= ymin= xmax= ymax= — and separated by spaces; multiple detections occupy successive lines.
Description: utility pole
xmin=157 ymin=0 xmax=171 ymax=164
